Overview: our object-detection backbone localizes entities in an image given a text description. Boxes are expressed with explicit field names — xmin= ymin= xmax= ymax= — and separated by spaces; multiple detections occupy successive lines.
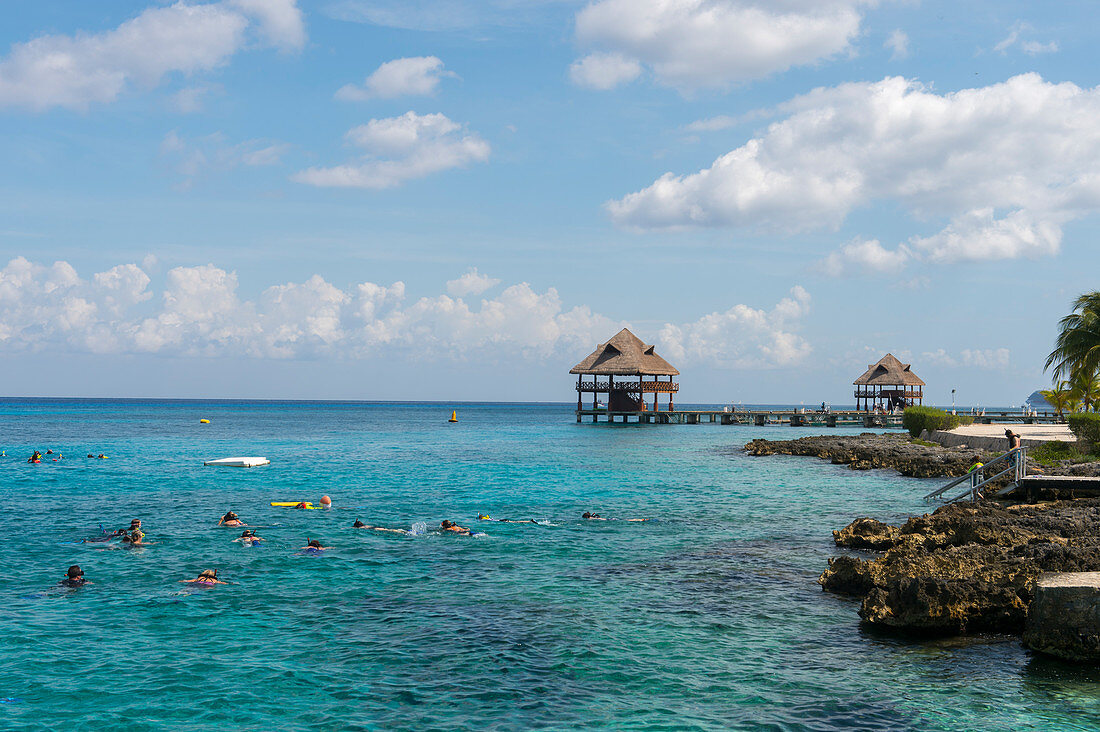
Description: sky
xmin=0 ymin=0 xmax=1096 ymax=404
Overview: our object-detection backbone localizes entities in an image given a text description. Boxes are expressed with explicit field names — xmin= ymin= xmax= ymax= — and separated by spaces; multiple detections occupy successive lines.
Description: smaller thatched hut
xmin=853 ymin=353 xmax=924 ymax=411
xmin=570 ymin=329 xmax=679 ymax=412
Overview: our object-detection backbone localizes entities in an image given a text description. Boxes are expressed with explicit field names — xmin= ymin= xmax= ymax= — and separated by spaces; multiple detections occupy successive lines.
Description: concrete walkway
xmin=948 ymin=423 xmax=1074 ymax=441
xmin=927 ymin=422 xmax=1074 ymax=451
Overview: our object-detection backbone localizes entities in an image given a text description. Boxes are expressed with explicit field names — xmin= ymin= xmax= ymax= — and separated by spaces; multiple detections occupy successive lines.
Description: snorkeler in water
xmin=180 ymin=569 xmax=227 ymax=586
xmin=234 ymin=530 xmax=263 ymax=545
xmin=582 ymin=512 xmax=648 ymax=522
xmin=125 ymin=519 xmax=148 ymax=542
xmin=218 ymin=511 xmax=244 ymax=527
xmin=59 ymin=565 xmax=89 ymax=587
xmin=120 ymin=520 xmax=155 ymax=546
xmin=300 ymin=538 xmax=329 ymax=551
xmin=353 ymin=519 xmax=410 ymax=535
xmin=81 ymin=525 xmax=127 ymax=543
xmin=477 ymin=515 xmax=537 ymax=524
xmin=439 ymin=520 xmax=473 ymax=535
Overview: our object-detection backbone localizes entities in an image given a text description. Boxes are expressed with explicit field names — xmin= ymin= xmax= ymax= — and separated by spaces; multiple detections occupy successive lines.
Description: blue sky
xmin=0 ymin=0 xmax=1095 ymax=404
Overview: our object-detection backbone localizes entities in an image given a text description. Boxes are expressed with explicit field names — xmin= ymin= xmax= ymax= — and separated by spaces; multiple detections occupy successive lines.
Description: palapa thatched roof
xmin=570 ymin=328 xmax=679 ymax=376
xmin=853 ymin=353 xmax=925 ymax=386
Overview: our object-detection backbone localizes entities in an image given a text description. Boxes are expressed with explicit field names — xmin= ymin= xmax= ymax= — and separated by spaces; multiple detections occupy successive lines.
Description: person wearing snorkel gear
xmin=301 ymin=539 xmax=330 ymax=551
xmin=478 ymin=515 xmax=536 ymax=523
xmin=582 ymin=512 xmax=648 ymax=522
xmin=218 ymin=511 xmax=244 ymax=527
xmin=124 ymin=519 xmax=144 ymax=541
xmin=439 ymin=520 xmax=472 ymax=535
xmin=59 ymin=565 xmax=89 ymax=587
xmin=28 ymin=450 xmax=42 ymax=463
xmin=353 ymin=519 xmax=409 ymax=534
xmin=120 ymin=519 xmax=154 ymax=546
xmin=180 ymin=569 xmax=227 ymax=586
xmin=234 ymin=530 xmax=263 ymax=545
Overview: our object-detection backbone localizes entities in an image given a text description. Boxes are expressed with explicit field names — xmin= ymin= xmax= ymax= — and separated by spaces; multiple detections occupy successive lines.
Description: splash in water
xmin=409 ymin=522 xmax=427 ymax=536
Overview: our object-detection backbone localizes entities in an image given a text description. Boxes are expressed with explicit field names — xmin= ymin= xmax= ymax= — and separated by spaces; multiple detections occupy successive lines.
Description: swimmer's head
xmin=67 ymin=565 xmax=83 ymax=579
xmin=199 ymin=569 xmax=217 ymax=579
xmin=308 ymin=539 xmax=321 ymax=548
xmin=582 ymin=512 xmax=592 ymax=519
xmin=223 ymin=512 xmax=237 ymax=521
xmin=440 ymin=520 xmax=453 ymax=529
xmin=130 ymin=519 xmax=141 ymax=527
xmin=353 ymin=519 xmax=365 ymax=528
xmin=240 ymin=530 xmax=252 ymax=538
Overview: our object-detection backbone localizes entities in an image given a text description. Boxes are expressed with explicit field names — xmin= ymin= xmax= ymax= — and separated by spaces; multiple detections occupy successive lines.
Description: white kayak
xmin=203 ymin=457 xmax=271 ymax=468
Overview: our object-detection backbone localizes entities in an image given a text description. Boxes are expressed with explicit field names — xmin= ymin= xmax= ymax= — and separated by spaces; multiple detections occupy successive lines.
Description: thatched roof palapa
xmin=570 ymin=328 xmax=679 ymax=376
xmin=852 ymin=353 xmax=925 ymax=387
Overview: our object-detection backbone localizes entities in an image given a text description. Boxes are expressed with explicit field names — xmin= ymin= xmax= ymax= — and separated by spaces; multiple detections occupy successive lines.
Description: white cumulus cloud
xmin=292 ymin=111 xmax=490 ymax=189
xmin=0 ymin=0 xmax=305 ymax=111
xmin=820 ymin=238 xmax=911 ymax=276
xmin=446 ymin=268 xmax=501 ymax=297
xmin=569 ymin=52 xmax=642 ymax=90
xmin=885 ymin=29 xmax=908 ymax=60
xmin=573 ymin=0 xmax=871 ymax=91
xmin=336 ymin=56 xmax=456 ymax=101
xmin=658 ymin=286 xmax=812 ymax=369
xmin=227 ymin=0 xmax=307 ymax=50
xmin=0 ymin=257 xmax=812 ymax=369
xmin=610 ymin=74 xmax=1100 ymax=272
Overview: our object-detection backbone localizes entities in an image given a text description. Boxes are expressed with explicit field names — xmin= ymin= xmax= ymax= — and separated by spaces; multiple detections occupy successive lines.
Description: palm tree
xmin=1069 ymin=369 xmax=1100 ymax=412
xmin=1040 ymin=381 xmax=1075 ymax=418
xmin=1046 ymin=292 xmax=1100 ymax=381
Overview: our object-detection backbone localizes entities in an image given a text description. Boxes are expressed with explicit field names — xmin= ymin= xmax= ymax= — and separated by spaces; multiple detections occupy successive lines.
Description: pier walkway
xmin=576 ymin=408 xmax=902 ymax=427
xmin=577 ymin=407 xmax=1062 ymax=428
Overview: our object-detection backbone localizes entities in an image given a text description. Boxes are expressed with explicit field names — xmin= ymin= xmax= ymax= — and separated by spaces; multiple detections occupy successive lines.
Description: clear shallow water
xmin=1 ymin=399 xmax=1098 ymax=731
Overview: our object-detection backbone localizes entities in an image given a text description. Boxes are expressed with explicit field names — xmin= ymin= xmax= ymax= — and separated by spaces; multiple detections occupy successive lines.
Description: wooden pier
xmin=576 ymin=409 xmax=903 ymax=427
xmin=576 ymin=408 xmax=1063 ymax=428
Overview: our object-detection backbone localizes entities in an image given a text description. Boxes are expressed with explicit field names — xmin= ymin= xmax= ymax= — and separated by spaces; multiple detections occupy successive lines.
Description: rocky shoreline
xmin=743 ymin=432 xmax=991 ymax=479
xmin=819 ymin=499 xmax=1100 ymax=637
xmin=744 ymin=430 xmax=1100 ymax=478
xmin=745 ymin=432 xmax=1100 ymax=646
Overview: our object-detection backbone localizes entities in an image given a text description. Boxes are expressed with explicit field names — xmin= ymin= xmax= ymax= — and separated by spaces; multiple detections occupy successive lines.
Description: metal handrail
xmin=924 ymin=446 xmax=1027 ymax=501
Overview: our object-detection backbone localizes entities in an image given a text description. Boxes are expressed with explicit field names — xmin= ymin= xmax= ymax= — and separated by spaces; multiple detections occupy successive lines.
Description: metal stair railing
xmin=924 ymin=446 xmax=1027 ymax=503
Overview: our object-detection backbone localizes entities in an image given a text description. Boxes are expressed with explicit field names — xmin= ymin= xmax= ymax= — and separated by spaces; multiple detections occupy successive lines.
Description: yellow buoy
xmin=199 ymin=419 xmax=210 ymax=424
xmin=448 ymin=410 xmax=458 ymax=423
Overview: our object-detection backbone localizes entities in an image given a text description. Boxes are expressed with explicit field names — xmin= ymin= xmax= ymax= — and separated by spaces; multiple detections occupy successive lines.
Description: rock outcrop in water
xmin=821 ymin=499 xmax=1100 ymax=635
xmin=1023 ymin=573 xmax=1100 ymax=661
xmin=743 ymin=432 xmax=987 ymax=479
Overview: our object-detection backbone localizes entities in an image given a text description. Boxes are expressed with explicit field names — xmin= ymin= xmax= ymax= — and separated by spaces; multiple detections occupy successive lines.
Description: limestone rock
xmin=833 ymin=517 xmax=899 ymax=550
xmin=743 ymin=433 xmax=993 ymax=479
xmin=1023 ymin=572 xmax=1100 ymax=662
xmin=821 ymin=498 xmax=1100 ymax=636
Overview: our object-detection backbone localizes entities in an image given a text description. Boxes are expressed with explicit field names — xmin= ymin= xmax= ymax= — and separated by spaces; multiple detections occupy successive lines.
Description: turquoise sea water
xmin=2 ymin=399 xmax=1098 ymax=731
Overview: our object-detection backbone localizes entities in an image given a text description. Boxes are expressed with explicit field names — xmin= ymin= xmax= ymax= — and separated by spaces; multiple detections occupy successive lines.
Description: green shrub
xmin=1030 ymin=440 xmax=1078 ymax=466
xmin=1068 ymin=413 xmax=1100 ymax=450
xmin=902 ymin=406 xmax=966 ymax=437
